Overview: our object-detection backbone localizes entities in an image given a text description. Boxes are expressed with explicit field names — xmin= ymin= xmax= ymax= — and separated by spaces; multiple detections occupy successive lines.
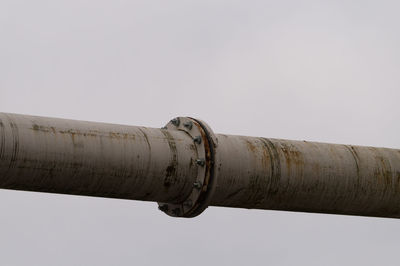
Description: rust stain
xmin=108 ymin=132 xmax=135 ymax=140
xmin=351 ymin=146 xmax=361 ymax=178
xmin=344 ymin=145 xmax=361 ymax=191
xmin=259 ymin=138 xmax=281 ymax=197
xmin=185 ymin=119 xmax=216 ymax=215
xmin=32 ymin=124 xmax=40 ymax=131
xmin=160 ymin=130 xmax=179 ymax=190
xmin=109 ymin=132 xmax=118 ymax=138
xmin=195 ymin=120 xmax=213 ymax=189
xmin=6 ymin=115 xmax=19 ymax=169
xmin=246 ymin=140 xmax=257 ymax=153
xmin=138 ymin=128 xmax=151 ymax=151
xmin=280 ymin=142 xmax=303 ymax=173
xmin=31 ymin=124 xmax=137 ymax=140
xmin=164 ymin=164 xmax=176 ymax=187
xmin=137 ymin=127 xmax=152 ymax=188
xmin=375 ymin=154 xmax=393 ymax=187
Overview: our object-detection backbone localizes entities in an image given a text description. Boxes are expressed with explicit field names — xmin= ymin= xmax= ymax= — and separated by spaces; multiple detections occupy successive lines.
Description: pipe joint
xmin=158 ymin=117 xmax=217 ymax=218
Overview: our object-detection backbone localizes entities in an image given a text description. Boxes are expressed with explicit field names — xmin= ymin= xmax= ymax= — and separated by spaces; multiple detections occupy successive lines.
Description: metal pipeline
xmin=0 ymin=112 xmax=399 ymax=218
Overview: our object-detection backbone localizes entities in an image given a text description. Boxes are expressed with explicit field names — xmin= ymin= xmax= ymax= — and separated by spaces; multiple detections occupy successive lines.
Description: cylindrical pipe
xmin=1 ymin=112 xmax=400 ymax=218
xmin=0 ymin=113 xmax=199 ymax=203
xmin=212 ymin=135 xmax=400 ymax=218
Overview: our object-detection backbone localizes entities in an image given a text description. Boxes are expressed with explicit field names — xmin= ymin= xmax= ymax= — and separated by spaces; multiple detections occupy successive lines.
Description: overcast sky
xmin=1 ymin=1 xmax=400 ymax=265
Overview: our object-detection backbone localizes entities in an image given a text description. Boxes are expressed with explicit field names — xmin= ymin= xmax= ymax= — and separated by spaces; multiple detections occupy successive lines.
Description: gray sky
xmin=1 ymin=1 xmax=400 ymax=265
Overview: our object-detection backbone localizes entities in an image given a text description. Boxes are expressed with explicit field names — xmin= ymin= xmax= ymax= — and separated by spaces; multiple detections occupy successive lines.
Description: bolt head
xmin=171 ymin=118 xmax=180 ymax=126
xmin=196 ymin=158 xmax=205 ymax=166
xmin=183 ymin=121 xmax=193 ymax=130
xmin=193 ymin=136 xmax=202 ymax=144
xmin=193 ymin=181 xmax=202 ymax=189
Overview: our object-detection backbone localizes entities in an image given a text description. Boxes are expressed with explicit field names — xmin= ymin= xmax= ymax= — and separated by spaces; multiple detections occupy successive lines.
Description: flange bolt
xmin=193 ymin=181 xmax=202 ymax=189
xmin=193 ymin=136 xmax=202 ymax=144
xmin=196 ymin=158 xmax=205 ymax=167
xmin=171 ymin=118 xmax=180 ymax=126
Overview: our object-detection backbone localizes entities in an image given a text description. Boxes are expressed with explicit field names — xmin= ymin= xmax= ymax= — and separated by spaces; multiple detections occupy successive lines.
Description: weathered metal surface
xmin=1 ymin=112 xmax=400 ymax=218
xmin=211 ymin=135 xmax=400 ymax=218
xmin=0 ymin=113 xmax=199 ymax=204
xmin=157 ymin=117 xmax=217 ymax=217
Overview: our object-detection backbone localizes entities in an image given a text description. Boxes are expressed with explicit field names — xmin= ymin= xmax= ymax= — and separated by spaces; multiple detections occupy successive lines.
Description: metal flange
xmin=158 ymin=117 xmax=217 ymax=218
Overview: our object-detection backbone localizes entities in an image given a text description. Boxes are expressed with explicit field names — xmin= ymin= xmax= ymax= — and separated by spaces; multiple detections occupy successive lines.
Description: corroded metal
xmin=0 ymin=112 xmax=400 ymax=218
xmin=157 ymin=117 xmax=217 ymax=218
xmin=0 ymin=113 xmax=198 ymax=204
xmin=211 ymin=135 xmax=400 ymax=218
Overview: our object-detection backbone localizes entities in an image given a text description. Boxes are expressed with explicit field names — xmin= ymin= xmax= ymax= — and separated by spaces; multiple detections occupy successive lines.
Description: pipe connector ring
xmin=158 ymin=117 xmax=217 ymax=218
